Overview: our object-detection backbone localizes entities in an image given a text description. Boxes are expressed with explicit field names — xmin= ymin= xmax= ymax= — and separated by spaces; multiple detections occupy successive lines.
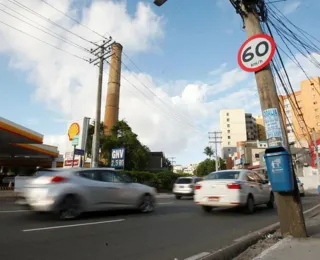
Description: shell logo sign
xmin=68 ymin=123 xmax=80 ymax=141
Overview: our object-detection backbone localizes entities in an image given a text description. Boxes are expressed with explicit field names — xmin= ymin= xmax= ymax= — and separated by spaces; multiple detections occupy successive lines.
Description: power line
xmin=7 ymin=0 xmax=97 ymax=46
xmin=102 ymin=63 xmax=204 ymax=134
xmin=0 ymin=19 xmax=89 ymax=62
xmin=0 ymin=4 xmax=90 ymax=53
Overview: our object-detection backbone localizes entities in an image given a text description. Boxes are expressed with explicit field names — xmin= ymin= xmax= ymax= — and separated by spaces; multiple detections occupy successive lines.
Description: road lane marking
xmin=22 ymin=219 xmax=125 ymax=232
xmin=0 ymin=210 xmax=30 ymax=213
xmin=158 ymin=202 xmax=174 ymax=205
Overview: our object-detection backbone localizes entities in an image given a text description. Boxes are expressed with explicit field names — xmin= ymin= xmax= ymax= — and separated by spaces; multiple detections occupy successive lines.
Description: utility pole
xmin=89 ymin=38 xmax=113 ymax=167
xmin=312 ymin=128 xmax=320 ymax=190
xmin=209 ymin=131 xmax=222 ymax=171
xmin=233 ymin=0 xmax=307 ymax=237
xmin=168 ymin=157 xmax=176 ymax=166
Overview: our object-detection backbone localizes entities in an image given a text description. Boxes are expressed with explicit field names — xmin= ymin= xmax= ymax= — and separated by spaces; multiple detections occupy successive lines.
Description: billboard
xmin=310 ymin=139 xmax=320 ymax=168
xmin=110 ymin=148 xmax=125 ymax=169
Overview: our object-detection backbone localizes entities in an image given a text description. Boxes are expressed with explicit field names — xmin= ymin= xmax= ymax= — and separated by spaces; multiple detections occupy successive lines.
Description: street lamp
xmin=153 ymin=0 xmax=167 ymax=6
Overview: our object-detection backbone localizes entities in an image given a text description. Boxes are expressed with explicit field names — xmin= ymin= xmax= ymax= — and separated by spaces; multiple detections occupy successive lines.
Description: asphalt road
xmin=0 ymin=196 xmax=319 ymax=260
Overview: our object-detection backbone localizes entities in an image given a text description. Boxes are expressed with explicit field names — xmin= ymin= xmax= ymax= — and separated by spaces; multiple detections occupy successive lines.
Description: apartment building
xmin=220 ymin=109 xmax=258 ymax=158
xmin=255 ymin=115 xmax=266 ymax=140
xmin=279 ymin=77 xmax=320 ymax=147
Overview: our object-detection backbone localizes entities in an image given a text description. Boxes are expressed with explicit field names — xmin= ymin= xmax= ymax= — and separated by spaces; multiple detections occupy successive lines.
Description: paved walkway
xmin=253 ymin=207 xmax=320 ymax=260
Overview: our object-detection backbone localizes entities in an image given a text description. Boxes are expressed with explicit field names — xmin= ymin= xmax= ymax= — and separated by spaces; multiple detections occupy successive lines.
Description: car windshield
xmin=176 ymin=178 xmax=192 ymax=184
xmin=206 ymin=171 xmax=241 ymax=180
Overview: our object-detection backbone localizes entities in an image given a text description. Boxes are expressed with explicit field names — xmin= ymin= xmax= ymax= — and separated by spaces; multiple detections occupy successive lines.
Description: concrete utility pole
xmin=89 ymin=39 xmax=113 ymax=167
xmin=209 ymin=131 xmax=222 ymax=171
xmin=237 ymin=0 xmax=307 ymax=237
xmin=168 ymin=157 xmax=176 ymax=166
xmin=104 ymin=43 xmax=123 ymax=136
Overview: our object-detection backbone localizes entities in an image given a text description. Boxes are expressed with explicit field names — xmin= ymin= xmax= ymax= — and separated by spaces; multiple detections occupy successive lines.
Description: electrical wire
xmin=7 ymin=0 xmax=98 ymax=46
xmin=103 ymin=62 xmax=205 ymax=134
xmin=0 ymin=19 xmax=89 ymax=62
xmin=0 ymin=3 xmax=91 ymax=54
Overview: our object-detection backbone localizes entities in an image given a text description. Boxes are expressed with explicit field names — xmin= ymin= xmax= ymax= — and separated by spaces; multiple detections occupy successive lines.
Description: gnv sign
xmin=111 ymin=148 xmax=125 ymax=169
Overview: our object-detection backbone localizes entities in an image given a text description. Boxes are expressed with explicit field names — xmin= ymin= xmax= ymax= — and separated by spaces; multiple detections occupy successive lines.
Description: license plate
xmin=208 ymin=196 xmax=219 ymax=201
xmin=179 ymin=185 xmax=184 ymax=188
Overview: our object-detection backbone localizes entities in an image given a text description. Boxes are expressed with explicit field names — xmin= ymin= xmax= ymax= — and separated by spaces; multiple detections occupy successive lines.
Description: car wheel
xmin=139 ymin=194 xmax=155 ymax=213
xmin=175 ymin=195 xmax=181 ymax=200
xmin=245 ymin=195 xmax=255 ymax=214
xmin=201 ymin=206 xmax=212 ymax=213
xmin=300 ymin=193 xmax=305 ymax=197
xmin=267 ymin=192 xmax=275 ymax=209
xmin=58 ymin=195 xmax=82 ymax=220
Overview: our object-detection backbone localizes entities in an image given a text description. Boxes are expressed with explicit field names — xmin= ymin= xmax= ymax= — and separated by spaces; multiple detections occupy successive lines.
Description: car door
xmin=246 ymin=171 xmax=263 ymax=204
xmin=253 ymin=173 xmax=271 ymax=203
xmin=76 ymin=170 xmax=110 ymax=209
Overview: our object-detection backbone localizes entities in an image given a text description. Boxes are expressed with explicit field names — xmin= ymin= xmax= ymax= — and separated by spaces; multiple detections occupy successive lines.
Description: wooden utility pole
xmin=238 ymin=1 xmax=307 ymax=237
xmin=89 ymin=39 xmax=113 ymax=167
xmin=312 ymin=128 xmax=320 ymax=187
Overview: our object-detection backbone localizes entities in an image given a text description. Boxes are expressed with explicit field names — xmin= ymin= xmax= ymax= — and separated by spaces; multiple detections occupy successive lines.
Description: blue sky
xmin=0 ymin=0 xmax=319 ymax=165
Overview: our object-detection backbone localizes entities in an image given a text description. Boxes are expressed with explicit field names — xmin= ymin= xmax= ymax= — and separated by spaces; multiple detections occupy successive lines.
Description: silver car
xmin=173 ymin=176 xmax=202 ymax=199
xmin=19 ymin=168 xmax=157 ymax=219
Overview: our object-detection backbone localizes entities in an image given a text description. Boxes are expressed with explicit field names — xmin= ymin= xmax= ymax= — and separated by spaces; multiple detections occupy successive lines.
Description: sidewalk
xmin=253 ymin=208 xmax=320 ymax=260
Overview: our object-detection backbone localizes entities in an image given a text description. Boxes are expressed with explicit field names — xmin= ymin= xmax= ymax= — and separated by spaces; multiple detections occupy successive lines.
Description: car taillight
xmin=195 ymin=184 xmax=201 ymax=190
xmin=51 ymin=176 xmax=67 ymax=183
xmin=227 ymin=183 xmax=241 ymax=189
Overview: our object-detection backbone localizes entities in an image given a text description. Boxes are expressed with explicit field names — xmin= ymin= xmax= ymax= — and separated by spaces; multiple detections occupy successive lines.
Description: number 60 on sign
xmin=237 ymin=34 xmax=276 ymax=73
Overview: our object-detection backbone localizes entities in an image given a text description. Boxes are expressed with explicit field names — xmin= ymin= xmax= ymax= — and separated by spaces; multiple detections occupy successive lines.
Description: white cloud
xmin=282 ymin=1 xmax=301 ymax=15
xmin=209 ymin=63 xmax=228 ymax=76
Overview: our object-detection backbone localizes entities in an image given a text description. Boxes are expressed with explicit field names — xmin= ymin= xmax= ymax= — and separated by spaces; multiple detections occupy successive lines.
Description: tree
xmin=196 ymin=159 xmax=216 ymax=177
xmin=204 ymin=146 xmax=214 ymax=159
xmin=162 ymin=157 xmax=173 ymax=170
xmin=87 ymin=120 xmax=151 ymax=171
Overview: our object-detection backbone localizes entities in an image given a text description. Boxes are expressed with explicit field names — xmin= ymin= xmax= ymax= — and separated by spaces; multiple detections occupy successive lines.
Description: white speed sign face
xmin=238 ymin=34 xmax=276 ymax=72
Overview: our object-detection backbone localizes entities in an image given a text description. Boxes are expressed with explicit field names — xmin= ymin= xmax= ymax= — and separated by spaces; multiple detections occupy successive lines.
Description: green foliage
xmin=86 ymin=120 xmax=150 ymax=171
xmin=204 ymin=146 xmax=214 ymax=158
xmin=196 ymin=159 xmax=216 ymax=177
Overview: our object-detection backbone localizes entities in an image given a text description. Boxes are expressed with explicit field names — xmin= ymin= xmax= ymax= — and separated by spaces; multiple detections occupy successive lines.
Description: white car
xmin=18 ymin=168 xmax=157 ymax=219
xmin=173 ymin=176 xmax=202 ymax=199
xmin=194 ymin=170 xmax=273 ymax=214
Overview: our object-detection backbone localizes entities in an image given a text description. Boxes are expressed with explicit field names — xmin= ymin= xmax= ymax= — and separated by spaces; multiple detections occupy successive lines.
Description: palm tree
xmin=204 ymin=146 xmax=214 ymax=159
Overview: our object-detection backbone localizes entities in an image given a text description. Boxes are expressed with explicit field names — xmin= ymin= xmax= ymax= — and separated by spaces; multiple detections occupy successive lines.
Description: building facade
xmin=220 ymin=109 xmax=258 ymax=158
xmin=254 ymin=115 xmax=266 ymax=140
xmin=279 ymin=77 xmax=320 ymax=148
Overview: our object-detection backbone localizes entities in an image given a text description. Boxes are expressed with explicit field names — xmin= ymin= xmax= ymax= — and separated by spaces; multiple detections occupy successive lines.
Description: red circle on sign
xmin=237 ymin=34 xmax=276 ymax=73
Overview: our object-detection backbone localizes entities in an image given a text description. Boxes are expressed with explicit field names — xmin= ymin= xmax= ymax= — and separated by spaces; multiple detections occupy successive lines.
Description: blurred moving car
xmin=194 ymin=170 xmax=273 ymax=214
xmin=173 ymin=176 xmax=202 ymax=199
xmin=18 ymin=168 xmax=157 ymax=220
xmin=297 ymin=178 xmax=305 ymax=197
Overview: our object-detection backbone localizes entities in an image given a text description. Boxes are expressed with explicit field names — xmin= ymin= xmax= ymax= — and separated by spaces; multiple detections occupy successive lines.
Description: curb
xmin=201 ymin=203 xmax=320 ymax=260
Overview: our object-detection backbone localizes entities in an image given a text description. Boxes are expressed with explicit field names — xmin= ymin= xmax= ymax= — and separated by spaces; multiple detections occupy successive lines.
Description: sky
xmin=0 ymin=0 xmax=320 ymax=165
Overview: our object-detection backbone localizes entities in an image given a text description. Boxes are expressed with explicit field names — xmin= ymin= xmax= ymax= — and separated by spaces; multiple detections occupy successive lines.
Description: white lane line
xmin=22 ymin=219 xmax=125 ymax=232
xmin=183 ymin=252 xmax=210 ymax=260
xmin=0 ymin=210 xmax=30 ymax=213
xmin=158 ymin=202 xmax=174 ymax=205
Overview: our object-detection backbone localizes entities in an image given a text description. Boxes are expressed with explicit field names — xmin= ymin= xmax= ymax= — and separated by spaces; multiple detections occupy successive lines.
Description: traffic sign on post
xmin=238 ymin=34 xmax=276 ymax=72
xmin=72 ymin=135 xmax=79 ymax=146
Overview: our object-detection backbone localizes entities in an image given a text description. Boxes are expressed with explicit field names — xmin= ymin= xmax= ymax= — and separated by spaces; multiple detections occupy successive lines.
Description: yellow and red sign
xmin=68 ymin=123 xmax=80 ymax=141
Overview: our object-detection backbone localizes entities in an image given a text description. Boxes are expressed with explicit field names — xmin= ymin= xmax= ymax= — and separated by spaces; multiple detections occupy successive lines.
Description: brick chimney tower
xmin=104 ymin=42 xmax=123 ymax=136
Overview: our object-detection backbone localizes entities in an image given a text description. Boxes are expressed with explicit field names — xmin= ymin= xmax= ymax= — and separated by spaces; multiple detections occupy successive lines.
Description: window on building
xmin=312 ymin=88 xmax=315 ymax=91
xmin=316 ymin=115 xmax=320 ymax=119
xmin=226 ymin=113 xmax=229 ymax=116
xmin=227 ymin=124 xmax=230 ymax=127
xmin=227 ymin=130 xmax=230 ymax=133
xmin=227 ymin=118 xmax=230 ymax=122
xmin=315 ymin=108 xmax=319 ymax=112
xmin=312 ymin=95 xmax=316 ymax=99
xmin=228 ymin=148 xmax=231 ymax=152
xmin=228 ymin=142 xmax=231 ymax=145
xmin=314 ymin=101 xmax=318 ymax=105
xmin=228 ymin=136 xmax=231 ymax=139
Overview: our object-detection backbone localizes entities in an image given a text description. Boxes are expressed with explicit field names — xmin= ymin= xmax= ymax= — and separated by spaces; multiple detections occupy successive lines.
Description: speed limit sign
xmin=237 ymin=34 xmax=276 ymax=72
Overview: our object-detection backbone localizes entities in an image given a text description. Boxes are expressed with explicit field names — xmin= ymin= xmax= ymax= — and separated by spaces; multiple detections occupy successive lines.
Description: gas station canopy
xmin=0 ymin=117 xmax=61 ymax=167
